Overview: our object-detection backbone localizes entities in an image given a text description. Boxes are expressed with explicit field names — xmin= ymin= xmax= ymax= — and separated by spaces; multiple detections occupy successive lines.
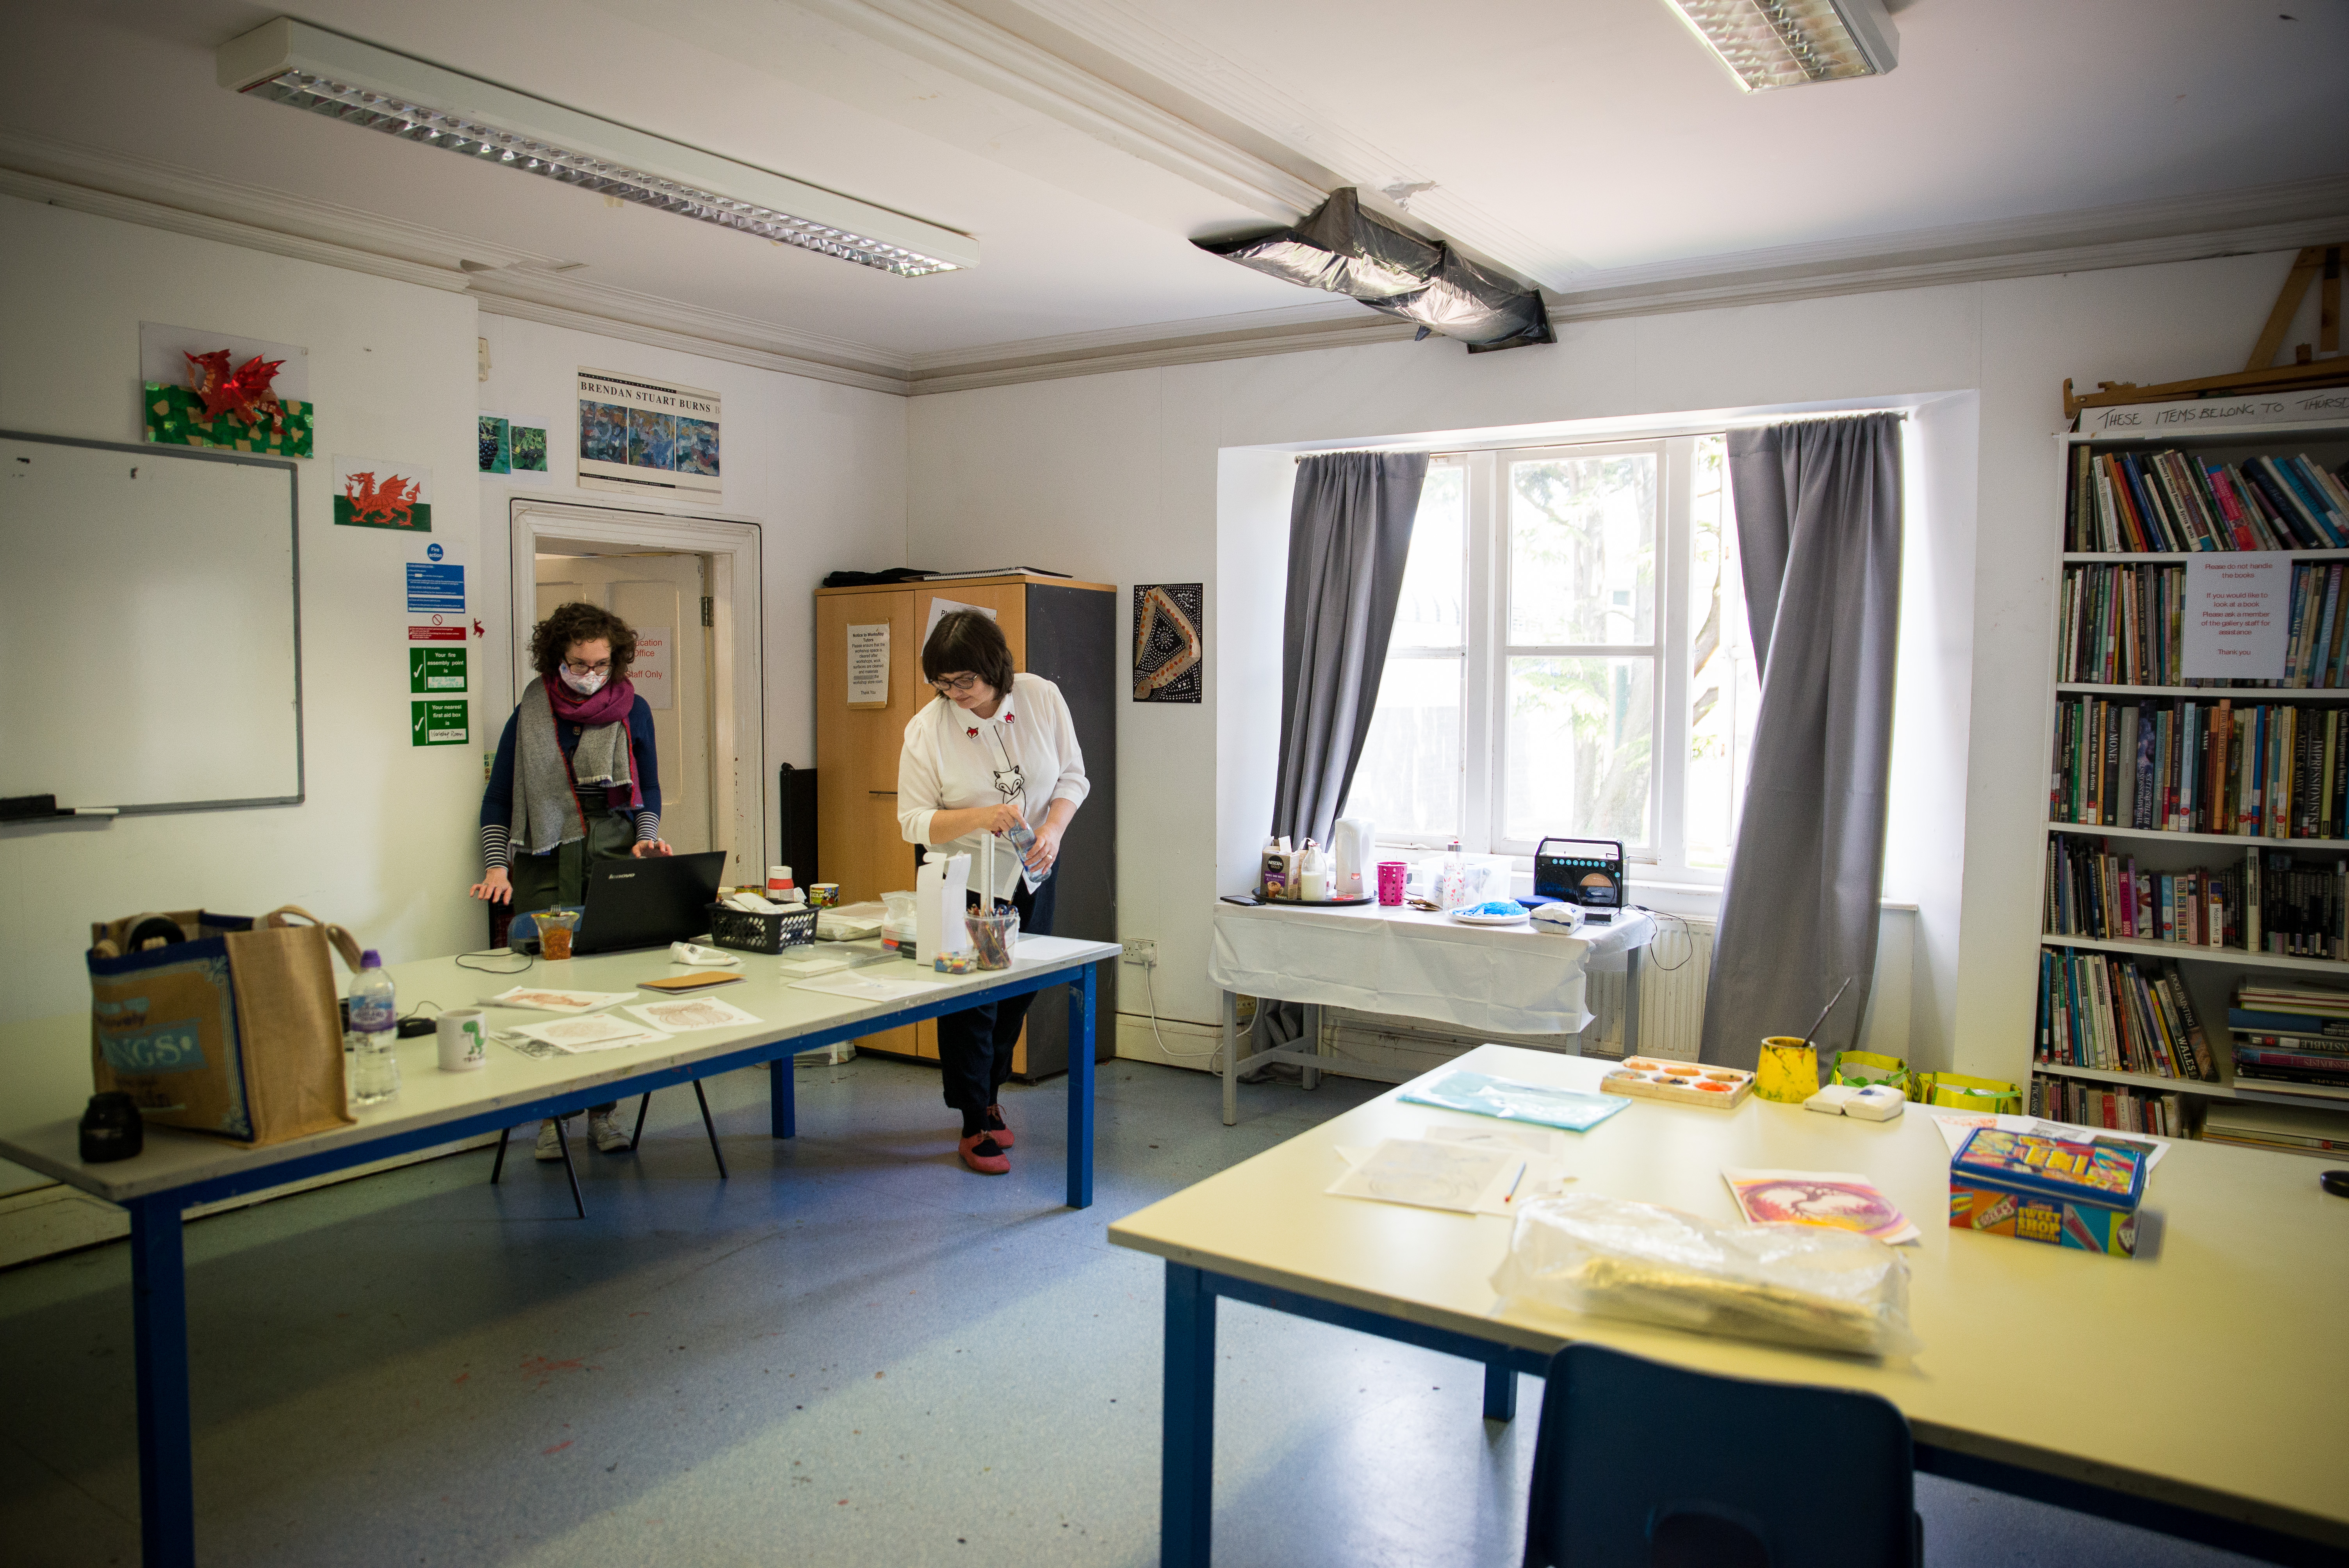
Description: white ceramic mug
xmin=436 ymin=1009 xmax=488 ymax=1071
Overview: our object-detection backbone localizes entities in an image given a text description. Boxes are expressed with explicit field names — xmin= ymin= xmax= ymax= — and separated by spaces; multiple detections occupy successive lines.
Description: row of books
xmin=2066 ymin=445 xmax=2349 ymax=553
xmin=2027 ymin=1073 xmax=2186 ymax=1137
xmin=2050 ymin=696 xmax=2349 ymax=840
xmin=2034 ymin=946 xmax=2219 ymax=1080
xmin=2230 ymin=982 xmax=2349 ymax=1098
xmin=2057 ymin=561 xmax=2349 ymax=688
xmin=2046 ymin=837 xmax=2349 ymax=959
xmin=2201 ymin=1098 xmax=2349 ymax=1158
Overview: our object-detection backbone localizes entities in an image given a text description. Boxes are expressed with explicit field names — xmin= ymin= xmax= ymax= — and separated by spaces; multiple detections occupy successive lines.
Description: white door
xmin=533 ymin=552 xmax=714 ymax=854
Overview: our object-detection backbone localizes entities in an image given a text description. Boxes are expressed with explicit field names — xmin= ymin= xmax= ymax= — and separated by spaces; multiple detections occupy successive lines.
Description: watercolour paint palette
xmin=1600 ymin=1057 xmax=1755 ymax=1109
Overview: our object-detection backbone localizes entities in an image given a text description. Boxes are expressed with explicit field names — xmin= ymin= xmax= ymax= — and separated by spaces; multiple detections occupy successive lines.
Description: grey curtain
xmin=1698 ymin=414 xmax=1903 ymax=1069
xmin=1271 ymin=451 xmax=1429 ymax=846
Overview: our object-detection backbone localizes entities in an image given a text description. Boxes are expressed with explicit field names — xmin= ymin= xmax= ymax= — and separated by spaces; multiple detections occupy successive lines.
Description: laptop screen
xmin=573 ymin=851 xmax=728 ymax=955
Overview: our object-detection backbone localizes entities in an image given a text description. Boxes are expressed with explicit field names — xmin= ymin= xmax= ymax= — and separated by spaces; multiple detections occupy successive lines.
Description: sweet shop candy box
xmin=1948 ymin=1127 xmax=2148 ymax=1258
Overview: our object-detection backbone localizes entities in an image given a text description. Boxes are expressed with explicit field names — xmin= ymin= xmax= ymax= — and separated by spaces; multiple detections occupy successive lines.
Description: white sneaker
xmin=588 ymin=1109 xmax=633 ymax=1154
xmin=533 ymin=1119 xmax=566 ymax=1162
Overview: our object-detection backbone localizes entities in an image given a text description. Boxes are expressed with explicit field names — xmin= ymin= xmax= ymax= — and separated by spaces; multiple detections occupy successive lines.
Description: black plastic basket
xmin=706 ymin=902 xmax=817 ymax=953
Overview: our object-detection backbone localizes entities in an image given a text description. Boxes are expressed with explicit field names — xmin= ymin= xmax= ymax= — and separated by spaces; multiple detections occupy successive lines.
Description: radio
xmin=1533 ymin=837 xmax=1624 ymax=922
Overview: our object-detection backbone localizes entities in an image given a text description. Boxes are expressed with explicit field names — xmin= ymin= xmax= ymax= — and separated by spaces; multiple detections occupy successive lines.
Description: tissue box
xmin=1948 ymin=1127 xmax=2146 ymax=1258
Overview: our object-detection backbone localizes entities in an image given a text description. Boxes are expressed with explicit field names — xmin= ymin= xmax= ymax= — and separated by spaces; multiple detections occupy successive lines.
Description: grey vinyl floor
xmin=0 ymin=1055 xmax=2266 ymax=1568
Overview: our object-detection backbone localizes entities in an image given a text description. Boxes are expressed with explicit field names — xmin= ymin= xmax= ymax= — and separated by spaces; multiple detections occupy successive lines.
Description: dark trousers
xmin=936 ymin=871 xmax=1056 ymax=1112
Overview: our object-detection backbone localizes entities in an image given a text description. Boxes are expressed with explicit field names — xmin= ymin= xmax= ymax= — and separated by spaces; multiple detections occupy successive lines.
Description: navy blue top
xmin=478 ymin=693 xmax=661 ymax=862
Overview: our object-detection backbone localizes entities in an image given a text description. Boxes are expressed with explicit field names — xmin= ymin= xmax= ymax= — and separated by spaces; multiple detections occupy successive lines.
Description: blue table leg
xmin=1162 ymin=1262 xmax=1217 ymax=1568
xmin=1067 ymin=963 xmax=1096 ymax=1210
xmin=129 ymin=1194 xmax=194 ymax=1568
xmin=1482 ymin=1359 xmax=1518 ymax=1422
xmin=770 ymin=1046 xmax=796 ymax=1139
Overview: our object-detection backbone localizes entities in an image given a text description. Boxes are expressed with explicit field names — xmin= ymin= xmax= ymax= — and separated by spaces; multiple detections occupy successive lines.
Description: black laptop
xmin=572 ymin=851 xmax=728 ymax=955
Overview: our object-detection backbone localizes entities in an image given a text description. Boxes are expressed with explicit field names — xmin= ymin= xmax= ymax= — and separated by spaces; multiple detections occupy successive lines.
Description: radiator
xmin=1321 ymin=916 xmax=1716 ymax=1082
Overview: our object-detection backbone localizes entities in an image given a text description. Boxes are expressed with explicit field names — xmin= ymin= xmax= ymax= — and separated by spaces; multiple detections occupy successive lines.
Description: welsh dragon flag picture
xmin=333 ymin=456 xmax=433 ymax=532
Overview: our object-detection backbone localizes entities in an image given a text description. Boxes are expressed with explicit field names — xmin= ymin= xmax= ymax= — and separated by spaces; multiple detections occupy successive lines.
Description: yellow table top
xmin=1109 ymin=1044 xmax=2349 ymax=1547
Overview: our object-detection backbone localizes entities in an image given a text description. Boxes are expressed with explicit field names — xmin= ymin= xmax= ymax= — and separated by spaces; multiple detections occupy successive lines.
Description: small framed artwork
xmin=1133 ymin=583 xmax=1202 ymax=703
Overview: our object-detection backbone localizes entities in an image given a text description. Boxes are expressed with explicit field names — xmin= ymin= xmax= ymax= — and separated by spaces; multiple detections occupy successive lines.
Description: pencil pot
xmin=707 ymin=903 xmax=817 ymax=954
xmin=964 ymin=909 xmax=1019 ymax=970
xmin=1831 ymin=1050 xmax=1909 ymax=1095
xmin=1755 ymin=1037 xmax=1819 ymax=1104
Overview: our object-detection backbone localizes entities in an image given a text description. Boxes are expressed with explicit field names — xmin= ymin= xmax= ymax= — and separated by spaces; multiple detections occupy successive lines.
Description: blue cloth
xmin=479 ymin=694 xmax=661 ymax=845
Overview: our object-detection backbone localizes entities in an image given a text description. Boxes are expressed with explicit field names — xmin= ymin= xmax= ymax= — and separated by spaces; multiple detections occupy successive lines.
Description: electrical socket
xmin=1121 ymin=937 xmax=1158 ymax=967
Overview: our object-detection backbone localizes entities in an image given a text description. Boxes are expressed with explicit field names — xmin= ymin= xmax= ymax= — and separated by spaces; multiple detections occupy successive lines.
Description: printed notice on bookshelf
xmin=2183 ymin=556 xmax=2289 ymax=679
xmin=846 ymin=623 xmax=889 ymax=708
xmin=2076 ymin=386 xmax=2349 ymax=435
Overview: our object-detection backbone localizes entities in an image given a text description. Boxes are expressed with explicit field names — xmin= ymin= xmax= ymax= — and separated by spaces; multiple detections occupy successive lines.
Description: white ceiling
xmin=4 ymin=0 xmax=2345 ymax=382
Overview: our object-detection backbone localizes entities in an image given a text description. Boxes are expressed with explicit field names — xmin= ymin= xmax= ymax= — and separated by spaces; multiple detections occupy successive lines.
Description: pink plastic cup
xmin=1376 ymin=861 xmax=1407 ymax=905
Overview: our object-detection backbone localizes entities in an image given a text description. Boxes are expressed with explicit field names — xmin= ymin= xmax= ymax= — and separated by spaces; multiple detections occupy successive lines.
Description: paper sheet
xmin=509 ymin=1014 xmax=671 ymax=1052
xmin=1397 ymin=1070 xmax=1629 ymax=1133
xmin=1334 ymin=1139 xmax=1574 ymax=1215
xmin=482 ymin=986 xmax=637 ymax=1014
xmin=624 ymin=995 xmax=763 ymax=1032
xmin=1721 ymin=1167 xmax=1919 ymax=1246
xmin=1925 ymin=1111 xmax=2171 ymax=1169
xmin=790 ymin=972 xmax=947 ymax=1003
xmin=1327 ymin=1138 xmax=1521 ymax=1215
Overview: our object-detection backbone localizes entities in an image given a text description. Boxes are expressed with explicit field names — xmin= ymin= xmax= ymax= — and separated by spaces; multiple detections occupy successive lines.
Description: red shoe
xmin=958 ymin=1132 xmax=1010 ymax=1174
xmin=982 ymin=1105 xmax=1014 ymax=1148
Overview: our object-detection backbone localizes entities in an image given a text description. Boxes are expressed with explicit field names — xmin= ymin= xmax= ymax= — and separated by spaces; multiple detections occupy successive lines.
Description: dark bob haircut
xmin=922 ymin=608 xmax=1016 ymax=695
xmin=529 ymin=601 xmax=638 ymax=683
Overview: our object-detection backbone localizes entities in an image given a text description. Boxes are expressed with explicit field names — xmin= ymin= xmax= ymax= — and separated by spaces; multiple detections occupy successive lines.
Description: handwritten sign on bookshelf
xmin=2183 ymin=557 xmax=2288 ymax=679
xmin=846 ymin=622 xmax=890 ymax=708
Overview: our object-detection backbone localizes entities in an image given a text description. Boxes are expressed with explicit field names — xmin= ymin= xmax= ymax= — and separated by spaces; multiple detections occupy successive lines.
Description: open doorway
xmin=509 ymin=499 xmax=763 ymax=886
xmin=534 ymin=548 xmax=715 ymax=853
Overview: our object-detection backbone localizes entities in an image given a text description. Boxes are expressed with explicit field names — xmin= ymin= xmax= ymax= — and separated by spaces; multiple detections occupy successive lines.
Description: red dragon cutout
xmin=342 ymin=470 xmax=422 ymax=529
xmin=183 ymin=350 xmax=290 ymax=432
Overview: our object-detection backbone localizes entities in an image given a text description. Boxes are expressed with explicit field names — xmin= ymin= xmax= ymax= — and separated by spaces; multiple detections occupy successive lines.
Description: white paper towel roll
xmin=1332 ymin=817 xmax=1376 ymax=901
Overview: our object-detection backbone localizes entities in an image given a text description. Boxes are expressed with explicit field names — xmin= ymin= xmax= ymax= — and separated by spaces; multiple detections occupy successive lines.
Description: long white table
xmin=1110 ymin=1044 xmax=2349 ymax=1568
xmin=1208 ymin=900 xmax=1657 ymax=1124
xmin=0 ymin=934 xmax=1117 ymax=1568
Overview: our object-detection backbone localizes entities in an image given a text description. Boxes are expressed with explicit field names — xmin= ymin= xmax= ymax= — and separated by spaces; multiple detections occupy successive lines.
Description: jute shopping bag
xmin=88 ymin=906 xmax=361 ymax=1146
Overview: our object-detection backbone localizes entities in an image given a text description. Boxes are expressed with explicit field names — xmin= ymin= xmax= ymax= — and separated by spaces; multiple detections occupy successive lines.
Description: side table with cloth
xmin=1208 ymin=901 xmax=1657 ymax=1125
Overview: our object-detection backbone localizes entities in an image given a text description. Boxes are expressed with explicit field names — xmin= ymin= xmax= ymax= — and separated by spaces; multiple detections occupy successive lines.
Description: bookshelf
xmin=2034 ymin=417 xmax=2349 ymax=1148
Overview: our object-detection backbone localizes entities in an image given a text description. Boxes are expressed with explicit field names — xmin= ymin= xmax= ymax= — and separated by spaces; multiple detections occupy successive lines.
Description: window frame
xmin=1367 ymin=433 xmax=1727 ymax=888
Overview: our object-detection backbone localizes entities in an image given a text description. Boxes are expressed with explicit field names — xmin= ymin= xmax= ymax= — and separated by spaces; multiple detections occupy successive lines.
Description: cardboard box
xmin=1948 ymin=1127 xmax=2147 ymax=1258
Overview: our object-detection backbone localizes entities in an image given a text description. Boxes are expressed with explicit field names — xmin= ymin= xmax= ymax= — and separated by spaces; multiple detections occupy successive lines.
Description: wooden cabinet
xmin=815 ymin=574 xmax=1118 ymax=1078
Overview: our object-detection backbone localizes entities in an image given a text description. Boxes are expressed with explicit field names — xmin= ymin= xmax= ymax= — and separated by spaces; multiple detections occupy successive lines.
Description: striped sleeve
xmin=480 ymin=823 xmax=512 ymax=870
xmin=634 ymin=810 xmax=660 ymax=843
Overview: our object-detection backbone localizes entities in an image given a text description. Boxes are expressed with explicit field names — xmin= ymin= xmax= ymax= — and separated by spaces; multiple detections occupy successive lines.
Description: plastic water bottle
xmin=346 ymin=949 xmax=401 ymax=1106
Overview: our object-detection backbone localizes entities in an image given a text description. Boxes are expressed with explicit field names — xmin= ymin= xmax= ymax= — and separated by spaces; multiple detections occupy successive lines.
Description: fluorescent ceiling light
xmin=1659 ymin=0 xmax=1899 ymax=92
xmin=217 ymin=18 xmax=977 ymax=276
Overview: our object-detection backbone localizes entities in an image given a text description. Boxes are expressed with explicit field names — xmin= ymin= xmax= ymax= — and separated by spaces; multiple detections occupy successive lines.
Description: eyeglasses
xmin=930 ymin=672 xmax=980 ymax=694
xmin=563 ymin=657 xmax=612 ymax=676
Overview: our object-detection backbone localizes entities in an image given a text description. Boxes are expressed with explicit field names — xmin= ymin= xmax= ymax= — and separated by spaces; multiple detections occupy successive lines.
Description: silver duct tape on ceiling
xmin=1195 ymin=188 xmax=1554 ymax=353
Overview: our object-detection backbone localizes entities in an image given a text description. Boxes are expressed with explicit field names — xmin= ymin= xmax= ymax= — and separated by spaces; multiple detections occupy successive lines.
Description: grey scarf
xmin=511 ymin=678 xmax=633 ymax=855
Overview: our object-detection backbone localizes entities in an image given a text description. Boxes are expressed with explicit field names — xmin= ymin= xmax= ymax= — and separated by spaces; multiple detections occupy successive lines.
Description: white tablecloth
xmin=1207 ymin=901 xmax=1656 ymax=1036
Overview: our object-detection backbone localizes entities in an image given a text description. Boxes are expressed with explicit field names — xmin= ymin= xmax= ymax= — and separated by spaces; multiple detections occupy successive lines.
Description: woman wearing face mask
xmin=898 ymin=609 xmax=1089 ymax=1174
xmin=470 ymin=600 xmax=672 ymax=1161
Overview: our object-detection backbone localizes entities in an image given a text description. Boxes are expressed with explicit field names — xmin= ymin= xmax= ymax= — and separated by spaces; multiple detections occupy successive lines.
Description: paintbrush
xmin=1799 ymin=976 xmax=1856 ymax=1053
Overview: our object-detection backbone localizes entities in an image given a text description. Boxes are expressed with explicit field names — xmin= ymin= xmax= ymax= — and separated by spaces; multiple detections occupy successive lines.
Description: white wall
xmin=472 ymin=314 xmax=909 ymax=863
xmin=908 ymin=248 xmax=2315 ymax=1084
xmin=0 ymin=196 xmax=481 ymax=1024
xmin=0 ymin=198 xmax=910 ymax=1030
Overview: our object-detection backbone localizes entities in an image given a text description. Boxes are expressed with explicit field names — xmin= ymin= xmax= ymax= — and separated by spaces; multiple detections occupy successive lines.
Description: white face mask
xmin=559 ymin=666 xmax=607 ymax=696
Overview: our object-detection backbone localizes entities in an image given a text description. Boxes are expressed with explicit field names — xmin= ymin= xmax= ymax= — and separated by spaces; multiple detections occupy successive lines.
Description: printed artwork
xmin=478 ymin=414 xmax=510 ymax=474
xmin=1722 ymin=1168 xmax=1919 ymax=1245
xmin=333 ymin=456 xmax=432 ymax=531
xmin=138 ymin=323 xmax=314 ymax=458
xmin=510 ymin=423 xmax=549 ymax=472
xmin=577 ymin=367 xmax=721 ymax=497
xmin=1133 ymin=582 xmax=1203 ymax=703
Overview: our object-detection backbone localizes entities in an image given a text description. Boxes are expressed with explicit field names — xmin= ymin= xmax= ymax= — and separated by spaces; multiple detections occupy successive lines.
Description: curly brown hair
xmin=529 ymin=601 xmax=638 ymax=682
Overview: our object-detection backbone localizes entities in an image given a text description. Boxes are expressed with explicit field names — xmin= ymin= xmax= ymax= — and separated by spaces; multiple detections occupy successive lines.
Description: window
xmin=1347 ymin=435 xmax=1758 ymax=886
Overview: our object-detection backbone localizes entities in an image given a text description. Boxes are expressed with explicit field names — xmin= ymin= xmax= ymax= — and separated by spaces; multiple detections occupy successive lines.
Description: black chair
xmin=488 ymin=1081 xmax=729 ymax=1218
xmin=1523 ymin=1343 xmax=1921 ymax=1568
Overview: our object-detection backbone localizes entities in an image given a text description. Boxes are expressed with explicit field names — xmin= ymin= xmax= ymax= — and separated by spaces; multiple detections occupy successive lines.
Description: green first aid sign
xmin=409 ymin=647 xmax=468 ymax=693
xmin=412 ymin=700 xmax=469 ymax=747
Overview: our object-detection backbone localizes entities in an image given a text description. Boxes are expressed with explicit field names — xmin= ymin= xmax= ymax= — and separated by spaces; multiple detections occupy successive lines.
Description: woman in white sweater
xmin=897 ymin=610 xmax=1090 ymax=1173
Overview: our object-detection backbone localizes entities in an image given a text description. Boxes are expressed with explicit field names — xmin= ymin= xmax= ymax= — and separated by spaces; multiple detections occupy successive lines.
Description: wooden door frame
xmin=509 ymin=497 xmax=764 ymax=885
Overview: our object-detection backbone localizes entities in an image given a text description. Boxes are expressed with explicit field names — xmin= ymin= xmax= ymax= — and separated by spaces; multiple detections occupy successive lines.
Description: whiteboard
xmin=0 ymin=431 xmax=301 ymax=812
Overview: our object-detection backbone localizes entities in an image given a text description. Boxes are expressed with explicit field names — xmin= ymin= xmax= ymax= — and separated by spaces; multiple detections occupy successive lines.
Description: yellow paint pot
xmin=1756 ymin=1036 xmax=1819 ymax=1103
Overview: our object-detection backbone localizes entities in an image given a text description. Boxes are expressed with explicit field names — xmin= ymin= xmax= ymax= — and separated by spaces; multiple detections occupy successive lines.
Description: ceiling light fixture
xmin=217 ymin=18 xmax=977 ymax=276
xmin=1658 ymin=0 xmax=1899 ymax=92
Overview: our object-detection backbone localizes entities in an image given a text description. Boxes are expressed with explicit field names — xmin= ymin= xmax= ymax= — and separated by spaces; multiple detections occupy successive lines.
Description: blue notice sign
xmin=426 ymin=542 xmax=444 ymax=562
xmin=406 ymin=563 xmax=465 ymax=613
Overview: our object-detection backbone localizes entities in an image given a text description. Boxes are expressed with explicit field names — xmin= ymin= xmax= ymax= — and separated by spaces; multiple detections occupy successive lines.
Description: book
xmin=2228 ymin=1007 xmax=2349 ymax=1036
